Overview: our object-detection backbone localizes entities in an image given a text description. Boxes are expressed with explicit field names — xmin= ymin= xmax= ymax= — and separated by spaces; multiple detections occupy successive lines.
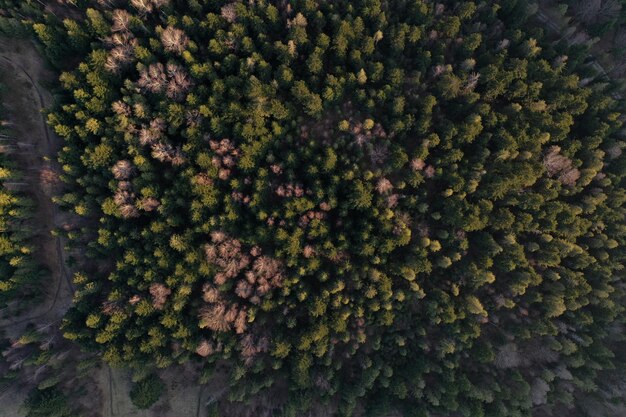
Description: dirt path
xmin=93 ymin=366 xmax=149 ymax=417
xmin=0 ymin=37 xmax=75 ymax=417
xmin=92 ymin=362 xmax=211 ymax=417
xmin=0 ymin=38 xmax=74 ymax=335
xmin=157 ymin=363 xmax=210 ymax=417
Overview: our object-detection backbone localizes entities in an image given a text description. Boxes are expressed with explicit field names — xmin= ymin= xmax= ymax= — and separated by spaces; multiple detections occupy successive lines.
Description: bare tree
xmin=96 ymin=0 xmax=126 ymax=8
xmin=137 ymin=197 xmax=160 ymax=212
xmin=111 ymin=9 xmax=132 ymax=32
xmin=107 ymin=32 xmax=133 ymax=47
xmin=199 ymin=303 xmax=232 ymax=332
xmin=110 ymin=45 xmax=133 ymax=63
xmin=303 ymin=245 xmax=315 ymax=258
xmin=375 ymin=177 xmax=393 ymax=194
xmin=202 ymin=283 xmax=221 ymax=303
xmin=150 ymin=117 xmax=166 ymax=132
xmin=574 ymin=0 xmax=621 ymax=25
xmin=119 ymin=204 xmax=140 ymax=218
xmin=464 ymin=72 xmax=480 ymax=91
xmin=240 ymin=334 xmax=258 ymax=361
xmin=196 ymin=340 xmax=215 ymax=357
xmin=118 ymin=180 xmax=132 ymax=191
xmin=496 ymin=39 xmax=510 ymax=51
xmin=234 ymin=310 xmax=247 ymax=334
xmin=114 ymin=189 xmax=134 ymax=206
xmin=131 ymin=0 xmax=170 ymax=14
xmin=139 ymin=127 xmax=159 ymax=146
xmin=149 ymin=283 xmax=171 ymax=309
xmin=287 ymin=12 xmax=308 ymax=28
xmin=543 ymin=146 xmax=580 ymax=186
xmin=369 ymin=144 xmax=389 ymax=165
xmin=104 ymin=55 xmax=121 ymax=73
xmin=161 ymin=26 xmax=189 ymax=54
xmin=410 ymin=158 xmax=426 ymax=171
xmin=137 ymin=63 xmax=167 ymax=93
xmin=170 ymin=148 xmax=187 ymax=166
xmin=150 ymin=142 xmax=173 ymax=162
xmin=235 ymin=280 xmax=254 ymax=299
xmin=111 ymin=160 xmax=135 ymax=180
xmin=221 ymin=3 xmax=238 ymax=23
xmin=166 ymin=68 xmax=192 ymax=100
xmin=112 ymin=100 xmax=131 ymax=116
xmin=461 ymin=58 xmax=476 ymax=71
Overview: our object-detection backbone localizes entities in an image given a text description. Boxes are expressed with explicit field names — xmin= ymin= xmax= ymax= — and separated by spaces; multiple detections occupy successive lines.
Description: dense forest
xmin=0 ymin=0 xmax=625 ymax=416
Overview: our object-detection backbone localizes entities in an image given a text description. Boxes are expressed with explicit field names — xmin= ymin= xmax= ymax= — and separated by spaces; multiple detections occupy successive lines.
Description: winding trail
xmin=0 ymin=37 xmax=79 ymax=417
xmin=15 ymin=59 xmax=75 ymax=295
xmin=0 ymin=45 xmax=74 ymax=333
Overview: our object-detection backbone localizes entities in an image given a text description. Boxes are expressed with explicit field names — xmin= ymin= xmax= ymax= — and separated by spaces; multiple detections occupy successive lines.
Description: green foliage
xmin=22 ymin=388 xmax=73 ymax=417
xmin=0 ymin=86 xmax=45 ymax=308
xmin=31 ymin=0 xmax=626 ymax=415
xmin=129 ymin=374 xmax=165 ymax=409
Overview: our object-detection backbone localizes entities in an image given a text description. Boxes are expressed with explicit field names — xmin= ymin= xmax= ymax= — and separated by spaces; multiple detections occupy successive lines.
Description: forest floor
xmin=0 ymin=36 xmax=74 ymax=417
xmin=536 ymin=0 xmax=624 ymax=84
xmin=0 ymin=37 xmax=74 ymax=334
xmin=93 ymin=363 xmax=211 ymax=417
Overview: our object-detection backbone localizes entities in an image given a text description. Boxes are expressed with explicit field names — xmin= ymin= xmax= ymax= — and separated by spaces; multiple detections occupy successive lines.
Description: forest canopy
xmin=4 ymin=0 xmax=624 ymax=416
